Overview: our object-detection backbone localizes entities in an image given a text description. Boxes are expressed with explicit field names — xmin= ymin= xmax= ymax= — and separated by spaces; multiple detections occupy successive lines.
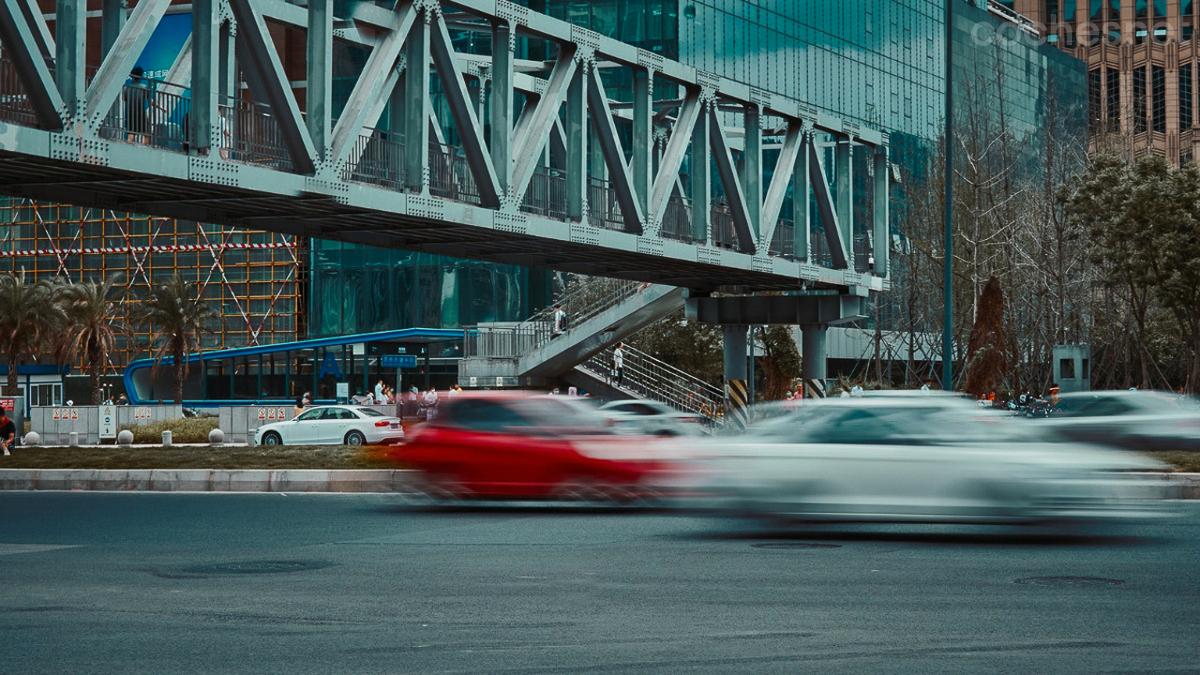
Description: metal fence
xmin=520 ymin=165 xmax=568 ymax=220
xmin=218 ymin=98 xmax=294 ymax=172
xmin=0 ymin=50 xmax=39 ymax=126
xmin=429 ymin=143 xmax=482 ymax=205
xmin=98 ymin=79 xmax=192 ymax=152
xmin=580 ymin=344 xmax=725 ymax=424
xmin=342 ymin=127 xmax=407 ymax=191
xmin=586 ymin=177 xmax=625 ymax=231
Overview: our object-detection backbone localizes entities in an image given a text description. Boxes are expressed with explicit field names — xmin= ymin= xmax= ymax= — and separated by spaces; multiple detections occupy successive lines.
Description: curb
xmin=0 ymin=470 xmax=1197 ymax=498
xmin=0 ymin=469 xmax=412 ymax=493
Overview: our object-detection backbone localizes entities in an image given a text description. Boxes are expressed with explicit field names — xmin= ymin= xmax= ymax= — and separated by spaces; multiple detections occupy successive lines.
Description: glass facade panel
xmin=1134 ymin=67 xmax=1148 ymax=132
xmin=1090 ymin=68 xmax=1102 ymax=131
xmin=1182 ymin=64 xmax=1194 ymax=129
xmin=1152 ymin=65 xmax=1166 ymax=132
xmin=1107 ymin=67 xmax=1121 ymax=131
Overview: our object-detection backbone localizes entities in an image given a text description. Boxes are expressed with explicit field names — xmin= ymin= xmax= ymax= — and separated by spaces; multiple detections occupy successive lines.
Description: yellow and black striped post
xmin=725 ymin=379 xmax=750 ymax=428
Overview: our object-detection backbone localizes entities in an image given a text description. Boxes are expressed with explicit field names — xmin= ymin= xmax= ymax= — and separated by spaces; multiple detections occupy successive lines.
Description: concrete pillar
xmin=801 ymin=323 xmax=828 ymax=398
xmin=723 ymin=324 xmax=749 ymax=426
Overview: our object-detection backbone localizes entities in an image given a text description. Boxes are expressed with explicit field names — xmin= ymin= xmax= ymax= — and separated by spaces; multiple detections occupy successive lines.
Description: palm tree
xmin=57 ymin=275 xmax=125 ymax=404
xmin=138 ymin=275 xmax=217 ymax=404
xmin=0 ymin=271 xmax=66 ymax=396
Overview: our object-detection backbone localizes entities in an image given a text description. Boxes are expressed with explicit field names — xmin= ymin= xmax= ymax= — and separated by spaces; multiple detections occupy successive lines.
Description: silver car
xmin=599 ymin=399 xmax=708 ymax=437
xmin=1041 ymin=390 xmax=1200 ymax=452
xmin=694 ymin=397 xmax=1170 ymax=524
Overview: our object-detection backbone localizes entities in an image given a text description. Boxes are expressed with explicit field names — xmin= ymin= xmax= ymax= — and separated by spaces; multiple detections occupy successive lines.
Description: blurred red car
xmin=387 ymin=393 xmax=681 ymax=500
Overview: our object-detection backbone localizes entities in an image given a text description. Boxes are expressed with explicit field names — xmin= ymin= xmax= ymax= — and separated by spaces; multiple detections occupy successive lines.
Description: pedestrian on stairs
xmin=612 ymin=343 xmax=626 ymax=387
xmin=552 ymin=304 xmax=567 ymax=336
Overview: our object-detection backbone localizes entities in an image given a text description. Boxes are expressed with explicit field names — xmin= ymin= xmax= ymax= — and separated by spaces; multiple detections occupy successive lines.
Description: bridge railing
xmin=579 ymin=343 xmax=726 ymax=424
xmin=0 ymin=50 xmax=39 ymax=126
xmin=219 ymin=98 xmax=295 ymax=172
xmin=342 ymin=128 xmax=407 ymax=191
xmin=98 ymin=79 xmax=191 ymax=152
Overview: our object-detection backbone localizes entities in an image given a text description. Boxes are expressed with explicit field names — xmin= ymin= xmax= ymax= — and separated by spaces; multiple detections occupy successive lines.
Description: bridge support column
xmin=101 ymin=0 xmax=126 ymax=60
xmin=801 ymin=324 xmax=828 ymax=398
xmin=722 ymin=324 xmax=750 ymax=427
xmin=55 ymin=0 xmax=86 ymax=119
xmin=490 ymin=20 xmax=513 ymax=195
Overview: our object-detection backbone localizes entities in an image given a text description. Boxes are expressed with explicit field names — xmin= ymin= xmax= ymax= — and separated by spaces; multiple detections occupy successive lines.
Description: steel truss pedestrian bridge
xmin=0 ymin=0 xmax=891 ymax=294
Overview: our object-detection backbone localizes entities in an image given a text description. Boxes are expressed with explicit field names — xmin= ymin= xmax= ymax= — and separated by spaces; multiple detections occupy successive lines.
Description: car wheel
xmin=261 ymin=431 xmax=282 ymax=447
xmin=344 ymin=430 xmax=366 ymax=446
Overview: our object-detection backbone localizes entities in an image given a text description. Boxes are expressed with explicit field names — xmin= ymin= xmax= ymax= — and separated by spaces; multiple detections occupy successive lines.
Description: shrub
xmin=127 ymin=417 xmax=219 ymax=444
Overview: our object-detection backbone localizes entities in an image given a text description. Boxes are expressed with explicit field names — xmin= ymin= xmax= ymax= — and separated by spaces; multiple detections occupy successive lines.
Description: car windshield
xmin=752 ymin=404 xmax=1032 ymax=444
xmin=356 ymin=408 xmax=385 ymax=417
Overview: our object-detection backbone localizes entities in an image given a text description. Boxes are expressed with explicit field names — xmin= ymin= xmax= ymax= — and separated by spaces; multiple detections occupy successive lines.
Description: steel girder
xmin=0 ymin=0 xmax=892 ymax=294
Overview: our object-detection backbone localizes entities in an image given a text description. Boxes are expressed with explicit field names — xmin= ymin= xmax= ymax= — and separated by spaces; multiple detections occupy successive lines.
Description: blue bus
xmin=123 ymin=328 xmax=463 ymax=407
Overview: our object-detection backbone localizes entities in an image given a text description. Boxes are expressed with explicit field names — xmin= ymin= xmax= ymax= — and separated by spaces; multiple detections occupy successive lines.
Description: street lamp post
xmin=942 ymin=0 xmax=954 ymax=391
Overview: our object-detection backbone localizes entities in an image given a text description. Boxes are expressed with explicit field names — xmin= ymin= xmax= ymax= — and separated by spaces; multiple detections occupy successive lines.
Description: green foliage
xmin=627 ymin=311 xmax=723 ymax=385
xmin=137 ymin=275 xmax=218 ymax=404
xmin=1065 ymin=154 xmax=1200 ymax=391
xmin=759 ymin=325 xmax=801 ymax=400
xmin=0 ymin=272 xmax=67 ymax=394
xmin=57 ymin=275 xmax=126 ymax=404
xmin=128 ymin=417 xmax=219 ymax=444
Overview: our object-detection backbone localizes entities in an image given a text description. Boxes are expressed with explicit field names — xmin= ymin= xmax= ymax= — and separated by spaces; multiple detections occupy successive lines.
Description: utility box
xmin=1053 ymin=344 xmax=1091 ymax=394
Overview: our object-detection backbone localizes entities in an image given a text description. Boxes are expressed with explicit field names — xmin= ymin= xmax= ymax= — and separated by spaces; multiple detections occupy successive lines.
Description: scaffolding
xmin=0 ymin=198 xmax=306 ymax=375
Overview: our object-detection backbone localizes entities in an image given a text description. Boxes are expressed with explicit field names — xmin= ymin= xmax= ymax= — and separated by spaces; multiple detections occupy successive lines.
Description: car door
xmin=289 ymin=407 xmax=326 ymax=444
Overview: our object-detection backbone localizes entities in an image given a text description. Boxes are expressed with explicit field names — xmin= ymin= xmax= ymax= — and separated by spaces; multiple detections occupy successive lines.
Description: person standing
xmin=552 ymin=304 xmax=567 ymax=336
xmin=293 ymin=395 xmax=305 ymax=420
xmin=612 ymin=343 xmax=626 ymax=386
xmin=374 ymin=379 xmax=385 ymax=404
xmin=423 ymin=387 xmax=440 ymax=422
xmin=0 ymin=408 xmax=14 ymax=456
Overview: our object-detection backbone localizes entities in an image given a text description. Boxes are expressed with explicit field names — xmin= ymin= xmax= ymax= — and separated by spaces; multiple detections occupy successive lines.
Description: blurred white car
xmin=694 ymin=397 xmax=1170 ymax=524
xmin=599 ymin=399 xmax=708 ymax=437
xmin=1041 ymin=390 xmax=1200 ymax=452
xmin=254 ymin=406 xmax=404 ymax=447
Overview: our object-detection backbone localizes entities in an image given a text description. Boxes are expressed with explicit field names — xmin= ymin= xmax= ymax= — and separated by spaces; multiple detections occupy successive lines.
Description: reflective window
xmin=297 ymin=408 xmax=324 ymax=421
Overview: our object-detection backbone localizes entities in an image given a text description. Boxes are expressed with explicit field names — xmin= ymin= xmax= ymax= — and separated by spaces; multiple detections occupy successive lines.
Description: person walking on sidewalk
xmin=612 ymin=343 xmax=626 ymax=387
xmin=0 ymin=408 xmax=14 ymax=455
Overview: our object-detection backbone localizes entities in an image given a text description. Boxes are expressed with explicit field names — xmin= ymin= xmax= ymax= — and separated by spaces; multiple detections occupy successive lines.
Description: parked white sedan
xmin=254 ymin=406 xmax=404 ymax=447
xmin=694 ymin=397 xmax=1170 ymax=524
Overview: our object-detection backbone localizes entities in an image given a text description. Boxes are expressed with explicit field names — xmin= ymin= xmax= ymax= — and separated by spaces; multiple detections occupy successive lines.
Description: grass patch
xmin=1144 ymin=451 xmax=1200 ymax=473
xmin=0 ymin=444 xmax=397 ymax=470
xmin=127 ymin=418 xmax=220 ymax=444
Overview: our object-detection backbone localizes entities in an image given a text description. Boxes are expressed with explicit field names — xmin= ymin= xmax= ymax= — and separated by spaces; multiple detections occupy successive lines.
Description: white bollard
xmin=161 ymin=430 xmax=172 ymax=447
xmin=117 ymin=429 xmax=134 ymax=446
xmin=68 ymin=431 xmax=79 ymax=447
xmin=209 ymin=428 xmax=225 ymax=446
xmin=22 ymin=431 xmax=39 ymax=447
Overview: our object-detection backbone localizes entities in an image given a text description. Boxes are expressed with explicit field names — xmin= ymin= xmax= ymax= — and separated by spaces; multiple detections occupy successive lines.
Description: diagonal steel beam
xmin=429 ymin=10 xmax=501 ymax=207
xmin=510 ymin=44 xmax=577 ymax=207
xmin=16 ymin=0 xmax=51 ymax=62
xmin=709 ymin=105 xmax=756 ymax=254
xmin=229 ymin=0 xmax=318 ymax=175
xmin=648 ymin=90 xmax=701 ymax=225
xmin=83 ymin=0 xmax=170 ymax=130
xmin=808 ymin=134 xmax=849 ymax=269
xmin=0 ymin=0 xmax=62 ymax=129
xmin=327 ymin=1 xmax=416 ymax=176
xmin=586 ymin=66 xmax=643 ymax=234
xmin=760 ymin=120 xmax=802 ymax=249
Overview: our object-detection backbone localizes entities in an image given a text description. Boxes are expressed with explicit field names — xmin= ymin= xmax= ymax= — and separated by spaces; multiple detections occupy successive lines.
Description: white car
xmin=693 ymin=397 xmax=1170 ymax=524
xmin=254 ymin=406 xmax=404 ymax=447
xmin=1040 ymin=390 xmax=1200 ymax=452
xmin=599 ymin=399 xmax=708 ymax=437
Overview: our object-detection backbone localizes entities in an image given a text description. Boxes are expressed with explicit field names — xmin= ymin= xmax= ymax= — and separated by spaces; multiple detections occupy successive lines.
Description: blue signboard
xmin=381 ymin=355 xmax=418 ymax=368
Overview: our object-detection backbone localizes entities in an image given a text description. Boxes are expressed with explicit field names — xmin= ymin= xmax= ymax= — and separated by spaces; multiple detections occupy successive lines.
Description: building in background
xmin=0 ymin=0 xmax=1087 ymax=398
xmin=1006 ymin=0 xmax=1200 ymax=164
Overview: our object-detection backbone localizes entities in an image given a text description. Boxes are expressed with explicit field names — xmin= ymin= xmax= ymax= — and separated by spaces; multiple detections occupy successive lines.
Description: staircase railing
xmin=579 ymin=344 xmax=726 ymax=424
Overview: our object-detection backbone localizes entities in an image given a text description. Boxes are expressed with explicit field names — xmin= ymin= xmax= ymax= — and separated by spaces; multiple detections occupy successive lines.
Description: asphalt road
xmin=0 ymin=493 xmax=1198 ymax=674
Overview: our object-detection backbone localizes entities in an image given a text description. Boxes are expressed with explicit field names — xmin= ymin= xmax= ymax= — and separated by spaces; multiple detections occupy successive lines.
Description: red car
xmin=387 ymin=393 xmax=682 ymax=501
